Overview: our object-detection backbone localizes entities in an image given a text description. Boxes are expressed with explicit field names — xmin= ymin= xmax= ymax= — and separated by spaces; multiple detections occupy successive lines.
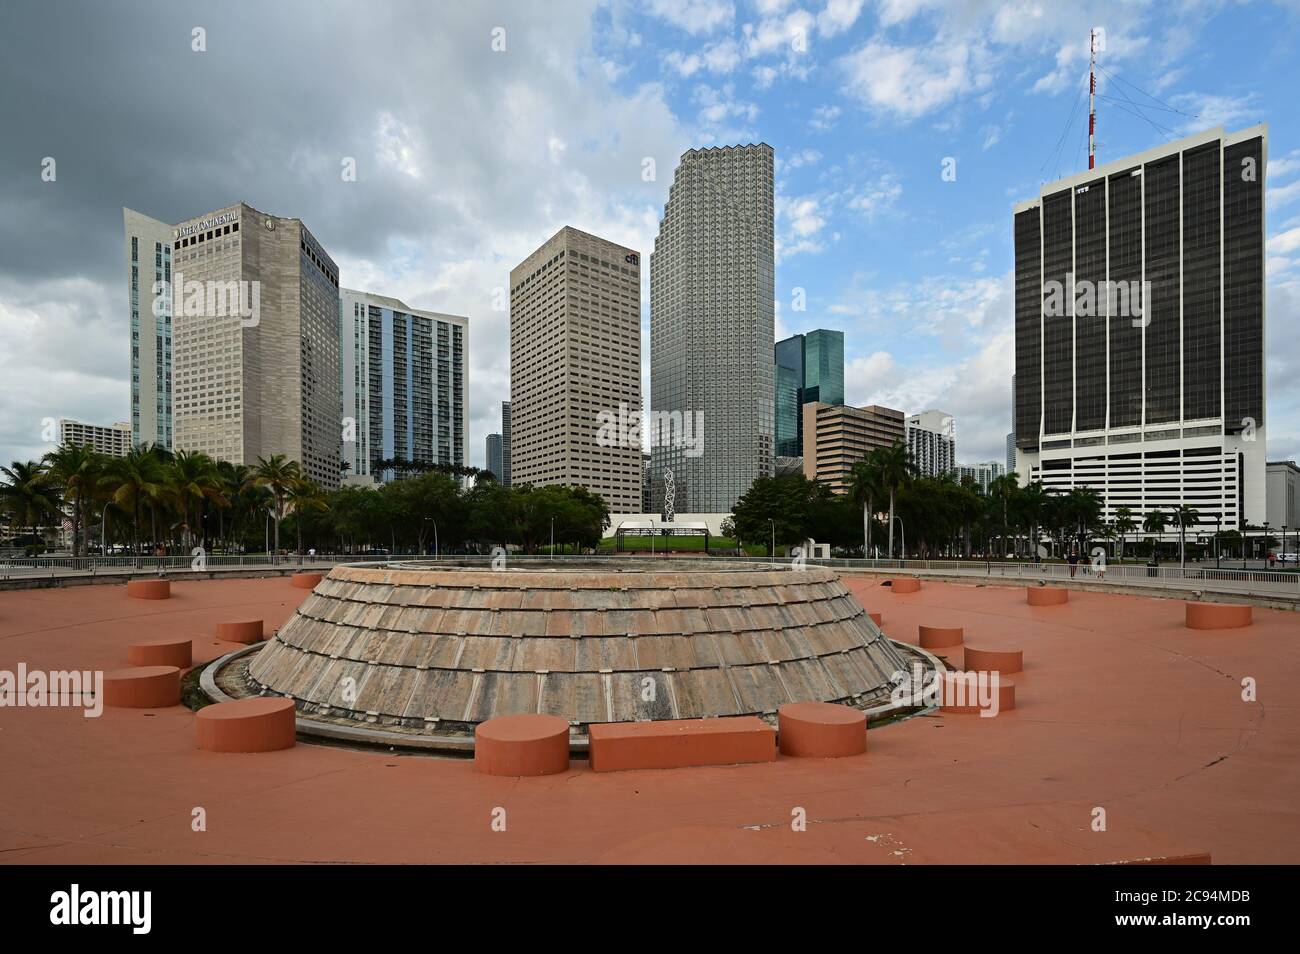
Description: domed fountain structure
xmin=226 ymin=560 xmax=924 ymax=750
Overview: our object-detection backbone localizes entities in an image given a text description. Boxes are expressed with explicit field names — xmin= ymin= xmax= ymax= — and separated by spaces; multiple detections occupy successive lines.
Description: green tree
xmin=874 ymin=442 xmax=915 ymax=558
xmin=0 ymin=460 xmax=61 ymax=553
xmin=1113 ymin=506 xmax=1136 ymax=563
xmin=42 ymin=444 xmax=104 ymax=557
xmin=251 ymin=454 xmax=303 ymax=561
xmin=1171 ymin=504 xmax=1201 ymax=569
xmin=847 ymin=453 xmax=884 ymax=557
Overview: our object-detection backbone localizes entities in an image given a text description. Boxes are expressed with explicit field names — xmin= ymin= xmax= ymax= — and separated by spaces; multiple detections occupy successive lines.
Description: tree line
xmin=0 ymin=445 xmax=609 ymax=557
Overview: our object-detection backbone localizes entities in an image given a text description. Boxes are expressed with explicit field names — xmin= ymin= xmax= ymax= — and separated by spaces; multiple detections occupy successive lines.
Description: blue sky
xmin=0 ymin=0 xmax=1297 ymax=470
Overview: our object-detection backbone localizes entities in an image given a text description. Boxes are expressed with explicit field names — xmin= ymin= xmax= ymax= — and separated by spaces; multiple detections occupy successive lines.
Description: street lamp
xmin=769 ymin=518 xmax=775 ymax=559
xmin=1263 ymin=521 xmax=1271 ymax=565
xmin=1214 ymin=511 xmax=1221 ymax=570
xmin=550 ymin=517 xmax=555 ymax=560
xmin=893 ymin=515 xmax=906 ymax=563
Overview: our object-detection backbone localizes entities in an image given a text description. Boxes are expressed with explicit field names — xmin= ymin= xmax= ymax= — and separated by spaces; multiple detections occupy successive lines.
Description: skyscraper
xmin=339 ymin=289 xmax=467 ymax=482
xmin=59 ymin=419 xmax=133 ymax=458
xmin=123 ymin=208 xmax=173 ymax=450
xmin=775 ymin=329 xmax=845 ymax=457
xmin=509 ymin=226 xmax=642 ymax=512
xmin=486 ymin=433 xmax=503 ymax=482
xmin=1006 ymin=373 xmax=1016 ymax=474
xmin=170 ymin=202 xmax=341 ymax=488
xmin=906 ymin=410 xmax=956 ymax=478
xmin=651 ymin=143 xmax=775 ymax=513
xmin=500 ymin=400 xmax=512 ymax=487
xmin=802 ymin=403 xmax=905 ymax=494
xmin=1013 ymin=125 xmax=1267 ymax=533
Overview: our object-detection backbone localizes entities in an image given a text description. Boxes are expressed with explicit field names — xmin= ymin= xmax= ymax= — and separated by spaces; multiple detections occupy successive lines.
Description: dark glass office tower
xmin=1012 ymin=125 xmax=1267 ymax=535
xmin=774 ymin=329 xmax=844 ymax=459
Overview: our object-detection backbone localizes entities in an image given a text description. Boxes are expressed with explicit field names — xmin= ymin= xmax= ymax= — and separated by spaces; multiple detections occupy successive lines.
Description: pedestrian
xmin=1067 ymin=549 xmax=1079 ymax=578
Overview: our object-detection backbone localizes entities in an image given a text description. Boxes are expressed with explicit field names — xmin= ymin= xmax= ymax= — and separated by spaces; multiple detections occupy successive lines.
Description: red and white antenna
xmin=1087 ymin=29 xmax=1098 ymax=169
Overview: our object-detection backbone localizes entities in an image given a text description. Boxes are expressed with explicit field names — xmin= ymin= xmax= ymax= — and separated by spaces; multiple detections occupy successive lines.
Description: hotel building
xmin=339 ymin=289 xmax=467 ymax=482
xmin=1012 ymin=125 xmax=1268 ymax=534
xmin=906 ymin=410 xmax=956 ymax=478
xmin=509 ymin=226 xmax=642 ymax=512
xmin=169 ymin=202 xmax=341 ymax=488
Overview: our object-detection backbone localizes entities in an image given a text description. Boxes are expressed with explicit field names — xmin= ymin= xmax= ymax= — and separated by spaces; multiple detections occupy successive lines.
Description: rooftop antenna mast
xmin=1088 ymin=29 xmax=1099 ymax=169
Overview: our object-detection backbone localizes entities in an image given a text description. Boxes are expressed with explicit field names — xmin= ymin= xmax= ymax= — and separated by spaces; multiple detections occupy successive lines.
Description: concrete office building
xmin=907 ymin=410 xmax=956 ymax=478
xmin=1013 ymin=126 xmax=1268 ymax=535
xmin=486 ymin=433 xmax=503 ymax=482
xmin=651 ymin=143 xmax=775 ymax=513
xmin=59 ymin=419 xmax=132 ymax=458
xmin=123 ymin=208 xmax=174 ymax=449
xmin=802 ymin=403 xmax=905 ymax=494
xmin=500 ymin=401 xmax=512 ymax=487
xmin=1266 ymin=460 xmax=1299 ymax=532
xmin=509 ymin=226 xmax=642 ymax=512
xmin=170 ymin=202 xmax=341 ymax=488
xmin=775 ymin=329 xmax=844 ymax=458
xmin=339 ymin=288 xmax=467 ymax=482
xmin=1006 ymin=373 xmax=1016 ymax=474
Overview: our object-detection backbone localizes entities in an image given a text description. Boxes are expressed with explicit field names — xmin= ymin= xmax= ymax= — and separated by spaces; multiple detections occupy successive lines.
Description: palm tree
xmin=0 ymin=461 xmax=62 ymax=553
xmin=1172 ymin=504 xmax=1201 ymax=570
xmin=251 ymin=454 xmax=303 ymax=561
xmin=169 ymin=450 xmax=223 ymax=549
xmin=1142 ymin=509 xmax=1168 ymax=560
xmin=988 ymin=472 xmax=1019 ymax=557
xmin=43 ymin=444 xmax=104 ymax=557
xmin=106 ymin=445 xmax=170 ymax=555
xmin=874 ymin=442 xmax=915 ymax=559
xmin=1113 ymin=506 xmax=1136 ymax=564
xmin=847 ymin=454 xmax=884 ymax=558
xmin=285 ymin=479 xmax=328 ymax=558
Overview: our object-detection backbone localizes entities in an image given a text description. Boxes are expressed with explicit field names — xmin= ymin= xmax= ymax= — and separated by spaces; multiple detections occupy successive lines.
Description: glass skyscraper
xmin=774 ymin=329 xmax=844 ymax=458
xmin=651 ymin=144 xmax=775 ymax=513
xmin=123 ymin=208 xmax=173 ymax=450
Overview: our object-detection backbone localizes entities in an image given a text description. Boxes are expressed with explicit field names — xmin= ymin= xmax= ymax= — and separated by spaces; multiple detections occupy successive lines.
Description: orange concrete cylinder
xmin=196 ymin=697 xmax=297 ymax=753
xmin=891 ymin=578 xmax=921 ymax=593
xmin=919 ymin=625 xmax=963 ymax=649
xmin=290 ymin=573 xmax=323 ymax=589
xmin=1185 ymin=603 xmax=1253 ymax=630
xmin=102 ymin=666 xmax=181 ymax=708
xmin=127 ymin=637 xmax=193 ymax=669
xmin=1027 ymin=586 xmax=1068 ymax=606
xmin=215 ymin=619 xmax=265 ymax=643
xmin=126 ymin=579 xmax=171 ymax=600
xmin=868 ymin=612 xmax=883 ymax=627
xmin=939 ymin=672 xmax=1016 ymax=715
xmin=474 ymin=714 xmax=571 ymax=776
xmin=778 ymin=702 xmax=867 ymax=758
xmin=963 ymin=645 xmax=1023 ymax=674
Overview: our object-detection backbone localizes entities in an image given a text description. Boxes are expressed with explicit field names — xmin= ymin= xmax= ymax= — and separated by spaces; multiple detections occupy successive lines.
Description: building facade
xmin=651 ymin=143 xmax=775 ymax=513
xmin=1266 ymin=460 xmax=1299 ymax=532
xmin=486 ymin=433 xmax=503 ymax=482
xmin=168 ymin=202 xmax=342 ymax=488
xmin=340 ymin=288 xmax=467 ymax=482
xmin=500 ymin=400 xmax=512 ymax=487
xmin=802 ymin=403 xmax=905 ymax=494
xmin=955 ymin=461 xmax=1005 ymax=494
xmin=59 ymin=419 xmax=132 ymax=457
xmin=123 ymin=208 xmax=173 ymax=450
xmin=509 ymin=226 xmax=642 ymax=512
xmin=1013 ymin=125 xmax=1268 ymax=535
xmin=775 ymin=329 xmax=844 ymax=458
xmin=906 ymin=410 xmax=956 ymax=478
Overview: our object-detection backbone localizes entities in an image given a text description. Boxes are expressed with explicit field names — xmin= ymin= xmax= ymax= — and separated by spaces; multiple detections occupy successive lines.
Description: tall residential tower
xmin=123 ymin=208 xmax=174 ymax=449
xmin=339 ymin=288 xmax=467 ymax=482
xmin=651 ymin=143 xmax=775 ymax=513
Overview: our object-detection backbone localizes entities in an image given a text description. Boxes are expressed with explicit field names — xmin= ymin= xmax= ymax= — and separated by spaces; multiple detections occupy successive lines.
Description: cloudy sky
xmin=1 ymin=0 xmax=1298 ymax=472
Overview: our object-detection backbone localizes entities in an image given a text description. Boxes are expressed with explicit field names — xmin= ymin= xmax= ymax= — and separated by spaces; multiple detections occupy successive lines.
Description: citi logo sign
xmin=49 ymin=884 xmax=151 ymax=934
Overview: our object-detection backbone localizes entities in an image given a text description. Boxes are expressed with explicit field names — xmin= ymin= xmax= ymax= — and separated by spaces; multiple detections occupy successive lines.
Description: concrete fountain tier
xmin=242 ymin=560 xmax=915 ymax=747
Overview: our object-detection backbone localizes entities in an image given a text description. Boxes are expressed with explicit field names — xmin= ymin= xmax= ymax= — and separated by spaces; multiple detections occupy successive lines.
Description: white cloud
xmin=645 ymin=0 xmax=735 ymax=34
xmin=845 ymin=174 xmax=903 ymax=220
xmin=816 ymin=0 xmax=865 ymax=37
xmin=779 ymin=148 xmax=822 ymax=170
xmin=808 ymin=103 xmax=841 ymax=131
xmin=1270 ymin=179 xmax=1300 ymax=209
xmin=1269 ymin=227 xmax=1300 ymax=256
xmin=840 ymin=38 xmax=993 ymax=119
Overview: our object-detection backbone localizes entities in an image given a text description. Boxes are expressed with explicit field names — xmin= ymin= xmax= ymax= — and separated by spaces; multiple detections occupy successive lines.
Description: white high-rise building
xmin=906 ymin=410 xmax=956 ymax=478
xmin=123 ymin=208 xmax=174 ymax=449
xmin=1012 ymin=125 xmax=1268 ymax=535
xmin=955 ymin=461 xmax=1005 ymax=494
xmin=339 ymin=289 xmax=467 ymax=482
xmin=59 ymin=420 xmax=133 ymax=458
xmin=650 ymin=143 xmax=775 ymax=513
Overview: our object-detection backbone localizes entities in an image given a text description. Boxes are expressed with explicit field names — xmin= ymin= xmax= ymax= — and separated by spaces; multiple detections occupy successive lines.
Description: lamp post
xmin=769 ymin=518 xmax=775 ymax=559
xmin=550 ymin=517 xmax=555 ymax=560
xmin=893 ymin=515 xmax=906 ymax=564
xmin=1214 ymin=511 xmax=1221 ymax=569
xmin=1284 ymin=526 xmax=1290 ymax=566
xmin=1263 ymin=521 xmax=1271 ymax=566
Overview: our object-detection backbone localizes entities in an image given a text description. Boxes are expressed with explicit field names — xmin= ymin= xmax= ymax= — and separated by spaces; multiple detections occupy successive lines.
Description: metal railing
xmin=1 ymin=551 xmax=1296 ymax=597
